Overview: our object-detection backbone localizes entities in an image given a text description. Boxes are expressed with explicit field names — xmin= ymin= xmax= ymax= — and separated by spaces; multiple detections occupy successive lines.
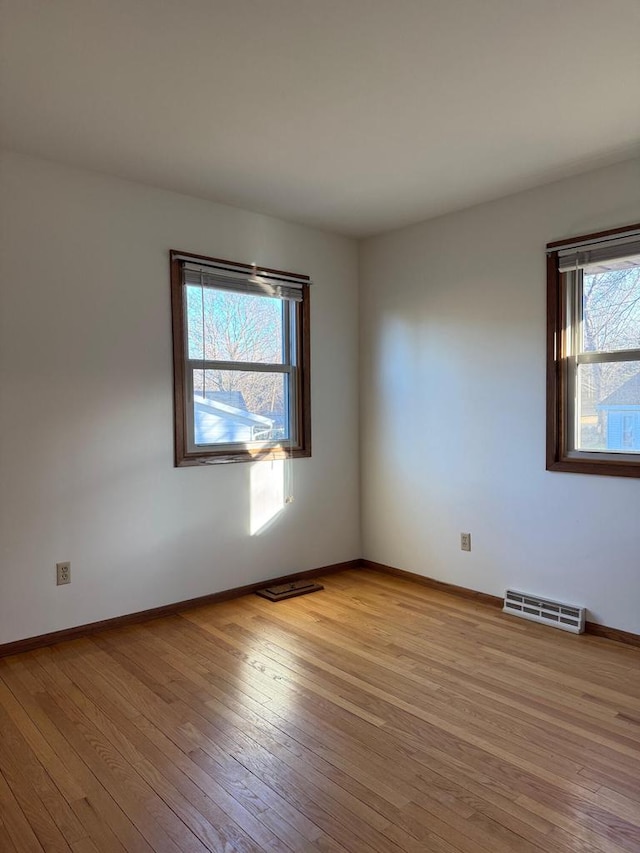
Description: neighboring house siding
xmin=605 ymin=409 xmax=640 ymax=451
xmin=598 ymin=371 xmax=640 ymax=451
xmin=193 ymin=397 xmax=273 ymax=445
xmin=194 ymin=407 xmax=254 ymax=444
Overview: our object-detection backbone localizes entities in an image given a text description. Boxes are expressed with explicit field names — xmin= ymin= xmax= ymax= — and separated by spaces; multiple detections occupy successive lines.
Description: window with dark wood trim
xmin=547 ymin=222 xmax=640 ymax=478
xmin=170 ymin=250 xmax=311 ymax=466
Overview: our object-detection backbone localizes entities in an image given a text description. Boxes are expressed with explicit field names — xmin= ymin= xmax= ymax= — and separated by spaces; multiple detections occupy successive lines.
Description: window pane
xmin=193 ymin=369 xmax=289 ymax=445
xmin=186 ymin=286 xmax=284 ymax=363
xmin=577 ymin=362 xmax=640 ymax=453
xmin=582 ymin=265 xmax=640 ymax=353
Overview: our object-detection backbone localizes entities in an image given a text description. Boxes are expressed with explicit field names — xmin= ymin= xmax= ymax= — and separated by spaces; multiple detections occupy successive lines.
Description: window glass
xmin=582 ymin=262 xmax=640 ymax=353
xmin=186 ymin=286 xmax=284 ymax=363
xmin=577 ymin=362 xmax=640 ymax=452
xmin=192 ymin=369 xmax=289 ymax=445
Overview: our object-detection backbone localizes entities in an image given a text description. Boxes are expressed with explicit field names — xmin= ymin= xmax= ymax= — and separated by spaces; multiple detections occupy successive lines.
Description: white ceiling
xmin=1 ymin=0 xmax=639 ymax=237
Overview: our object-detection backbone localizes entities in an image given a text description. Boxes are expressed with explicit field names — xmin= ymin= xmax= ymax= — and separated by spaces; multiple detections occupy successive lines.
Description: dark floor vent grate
xmin=256 ymin=580 xmax=324 ymax=602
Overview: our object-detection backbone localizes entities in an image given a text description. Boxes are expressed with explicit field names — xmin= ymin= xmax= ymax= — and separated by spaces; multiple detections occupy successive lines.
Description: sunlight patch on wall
xmin=250 ymin=459 xmax=285 ymax=535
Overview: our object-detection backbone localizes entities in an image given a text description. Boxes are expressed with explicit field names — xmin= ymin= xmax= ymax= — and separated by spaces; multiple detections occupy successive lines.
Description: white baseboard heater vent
xmin=504 ymin=589 xmax=585 ymax=634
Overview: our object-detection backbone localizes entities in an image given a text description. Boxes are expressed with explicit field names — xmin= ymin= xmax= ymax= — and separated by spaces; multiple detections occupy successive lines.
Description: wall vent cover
xmin=503 ymin=589 xmax=585 ymax=634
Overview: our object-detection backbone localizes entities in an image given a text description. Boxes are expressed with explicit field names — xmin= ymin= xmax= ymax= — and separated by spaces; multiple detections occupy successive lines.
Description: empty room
xmin=1 ymin=1 xmax=639 ymax=851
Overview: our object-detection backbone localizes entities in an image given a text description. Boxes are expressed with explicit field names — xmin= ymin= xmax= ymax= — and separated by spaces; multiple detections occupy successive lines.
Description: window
xmin=170 ymin=250 xmax=311 ymax=466
xmin=547 ymin=222 xmax=640 ymax=477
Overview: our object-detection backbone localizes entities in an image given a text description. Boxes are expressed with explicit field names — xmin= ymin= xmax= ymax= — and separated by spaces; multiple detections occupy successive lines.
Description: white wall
xmin=0 ymin=151 xmax=360 ymax=645
xmin=360 ymin=158 xmax=640 ymax=633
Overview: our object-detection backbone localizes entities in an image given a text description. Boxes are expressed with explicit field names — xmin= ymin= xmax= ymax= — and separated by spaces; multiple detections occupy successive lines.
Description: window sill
xmin=176 ymin=446 xmax=311 ymax=466
xmin=547 ymin=456 xmax=640 ymax=478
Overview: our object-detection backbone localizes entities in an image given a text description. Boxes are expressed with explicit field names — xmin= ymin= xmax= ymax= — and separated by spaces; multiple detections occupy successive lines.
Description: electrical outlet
xmin=460 ymin=533 xmax=471 ymax=552
xmin=56 ymin=561 xmax=71 ymax=585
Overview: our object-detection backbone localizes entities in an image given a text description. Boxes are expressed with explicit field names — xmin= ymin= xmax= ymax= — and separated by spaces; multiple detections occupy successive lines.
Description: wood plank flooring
xmin=1 ymin=568 xmax=639 ymax=852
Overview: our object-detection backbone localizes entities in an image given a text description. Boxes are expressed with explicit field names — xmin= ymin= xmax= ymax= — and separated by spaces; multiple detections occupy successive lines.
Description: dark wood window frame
xmin=547 ymin=222 xmax=640 ymax=478
xmin=171 ymin=250 xmax=311 ymax=467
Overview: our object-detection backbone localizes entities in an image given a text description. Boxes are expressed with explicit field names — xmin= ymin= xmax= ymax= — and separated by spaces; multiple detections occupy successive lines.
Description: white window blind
xmin=179 ymin=258 xmax=311 ymax=302
xmin=554 ymin=227 xmax=640 ymax=272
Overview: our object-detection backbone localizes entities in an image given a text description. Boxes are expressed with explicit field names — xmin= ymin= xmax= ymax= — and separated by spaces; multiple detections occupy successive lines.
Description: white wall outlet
xmin=56 ymin=561 xmax=71 ymax=585
xmin=460 ymin=533 xmax=471 ymax=552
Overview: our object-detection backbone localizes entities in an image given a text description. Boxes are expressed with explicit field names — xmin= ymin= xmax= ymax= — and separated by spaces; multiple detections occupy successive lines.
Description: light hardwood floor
xmin=1 ymin=568 xmax=640 ymax=852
